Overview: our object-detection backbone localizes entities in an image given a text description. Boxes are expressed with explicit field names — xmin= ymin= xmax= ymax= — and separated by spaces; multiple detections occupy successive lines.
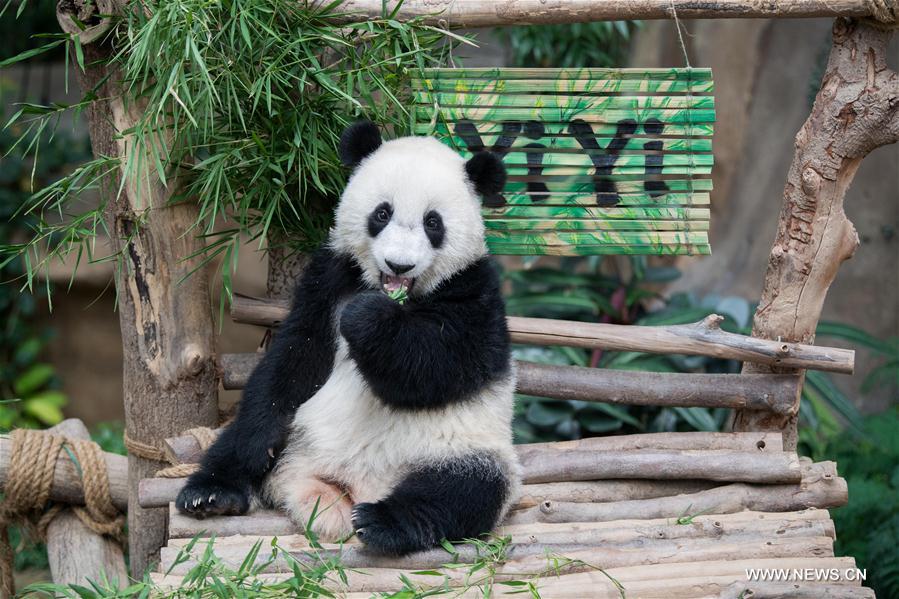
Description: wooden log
xmin=162 ymin=430 xmax=784 ymax=476
xmin=143 ymin=476 xmax=718 ymax=511
xmin=0 ymin=432 xmax=128 ymax=511
xmin=520 ymin=449 xmax=802 ymax=484
xmin=161 ymin=533 xmax=835 ymax=576
xmin=732 ymin=19 xmax=899 ymax=448
xmin=151 ymin=556 xmax=861 ymax=594
xmin=230 ymin=296 xmax=854 ymax=374
xmin=55 ymin=16 xmax=221 ymax=575
xmin=515 ymin=479 xmax=718 ymax=509
xmin=516 ymin=361 xmax=799 ymax=413
xmin=165 ymin=510 xmax=834 ymax=548
xmin=140 ymin=432 xmax=791 ymax=508
xmin=221 ymin=352 xmax=804 ymax=411
xmin=306 ymin=0 xmax=882 ymax=26
xmin=719 ymin=582 xmax=875 ymax=598
xmin=44 ymin=420 xmax=127 ymax=589
xmin=507 ymin=465 xmax=847 ymax=525
xmin=519 ymin=431 xmax=783 ymax=454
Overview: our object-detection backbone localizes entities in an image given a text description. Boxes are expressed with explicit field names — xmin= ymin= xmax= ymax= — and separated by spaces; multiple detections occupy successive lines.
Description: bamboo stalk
xmin=228 ymin=296 xmax=854 ymax=373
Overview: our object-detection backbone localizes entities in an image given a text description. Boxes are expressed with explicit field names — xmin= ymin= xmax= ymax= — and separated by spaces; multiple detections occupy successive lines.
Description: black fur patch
xmin=352 ymin=453 xmax=508 ymax=555
xmin=423 ymin=210 xmax=445 ymax=248
xmin=339 ymin=120 xmax=383 ymax=168
xmin=339 ymin=257 xmax=511 ymax=410
xmin=177 ymin=248 xmax=364 ymax=518
xmin=367 ymin=201 xmax=393 ymax=237
xmin=464 ymin=152 xmax=507 ymax=204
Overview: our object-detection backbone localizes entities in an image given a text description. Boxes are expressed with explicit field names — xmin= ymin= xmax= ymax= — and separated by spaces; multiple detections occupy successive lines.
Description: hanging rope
xmin=668 ymin=0 xmax=692 ymax=68
xmin=124 ymin=427 xmax=219 ymax=478
xmin=0 ymin=430 xmax=124 ymax=598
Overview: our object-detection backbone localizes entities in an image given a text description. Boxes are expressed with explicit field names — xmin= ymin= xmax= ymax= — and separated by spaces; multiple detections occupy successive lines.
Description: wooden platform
xmin=148 ymin=432 xmax=875 ymax=597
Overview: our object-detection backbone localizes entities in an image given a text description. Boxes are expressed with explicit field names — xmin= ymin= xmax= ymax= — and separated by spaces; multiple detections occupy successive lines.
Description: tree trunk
xmin=265 ymin=233 xmax=311 ymax=299
xmin=57 ymin=8 xmax=220 ymax=573
xmin=733 ymin=19 xmax=898 ymax=448
xmin=44 ymin=420 xmax=127 ymax=589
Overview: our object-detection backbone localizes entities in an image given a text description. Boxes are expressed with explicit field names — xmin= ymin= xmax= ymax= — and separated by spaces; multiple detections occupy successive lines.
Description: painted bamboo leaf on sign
xmin=411 ymin=67 xmax=715 ymax=256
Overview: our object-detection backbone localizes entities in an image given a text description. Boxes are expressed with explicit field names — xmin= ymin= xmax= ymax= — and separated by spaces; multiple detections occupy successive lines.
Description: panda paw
xmin=176 ymin=480 xmax=249 ymax=519
xmin=351 ymin=501 xmax=431 ymax=556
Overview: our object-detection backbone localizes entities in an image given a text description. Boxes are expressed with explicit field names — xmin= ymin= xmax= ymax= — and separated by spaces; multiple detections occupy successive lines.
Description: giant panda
xmin=177 ymin=120 xmax=521 ymax=556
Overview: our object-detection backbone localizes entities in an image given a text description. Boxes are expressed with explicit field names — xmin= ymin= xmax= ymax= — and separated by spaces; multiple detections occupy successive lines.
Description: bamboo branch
xmin=230 ymin=295 xmax=854 ymax=374
xmin=304 ymin=0 xmax=882 ymax=26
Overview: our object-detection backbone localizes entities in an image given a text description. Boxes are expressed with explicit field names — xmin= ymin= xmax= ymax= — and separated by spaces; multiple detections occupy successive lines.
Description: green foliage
xmin=504 ymin=256 xmax=870 ymax=444
xmin=0 ymin=97 xmax=88 ymax=429
xmin=1 ymin=0 xmax=462 ymax=304
xmin=809 ymin=408 xmax=899 ymax=598
xmin=92 ymin=421 xmax=127 ymax=456
xmin=496 ymin=21 xmax=639 ymax=69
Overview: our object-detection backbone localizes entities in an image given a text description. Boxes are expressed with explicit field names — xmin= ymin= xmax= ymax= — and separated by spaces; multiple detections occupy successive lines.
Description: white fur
xmin=330 ymin=136 xmax=487 ymax=295
xmin=268 ymin=135 xmax=519 ymax=541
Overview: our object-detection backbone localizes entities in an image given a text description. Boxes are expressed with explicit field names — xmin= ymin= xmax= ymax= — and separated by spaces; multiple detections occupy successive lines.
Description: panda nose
xmin=386 ymin=260 xmax=415 ymax=275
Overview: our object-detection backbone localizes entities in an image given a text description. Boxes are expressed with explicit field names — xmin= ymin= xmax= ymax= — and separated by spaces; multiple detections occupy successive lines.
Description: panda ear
xmin=465 ymin=151 xmax=507 ymax=204
xmin=339 ymin=120 xmax=383 ymax=168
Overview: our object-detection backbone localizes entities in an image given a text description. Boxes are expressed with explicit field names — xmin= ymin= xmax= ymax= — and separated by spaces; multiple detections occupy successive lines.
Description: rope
xmin=668 ymin=0 xmax=692 ymax=68
xmin=125 ymin=427 xmax=219 ymax=478
xmin=863 ymin=0 xmax=898 ymax=29
xmin=0 ymin=430 xmax=124 ymax=598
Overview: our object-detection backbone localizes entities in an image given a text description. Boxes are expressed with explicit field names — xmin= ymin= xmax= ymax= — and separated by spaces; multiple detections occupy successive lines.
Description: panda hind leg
xmin=281 ymin=478 xmax=355 ymax=542
xmin=352 ymin=454 xmax=509 ymax=556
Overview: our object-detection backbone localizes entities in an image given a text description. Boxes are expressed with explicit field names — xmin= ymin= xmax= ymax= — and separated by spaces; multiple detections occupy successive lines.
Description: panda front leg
xmin=351 ymin=454 xmax=510 ymax=556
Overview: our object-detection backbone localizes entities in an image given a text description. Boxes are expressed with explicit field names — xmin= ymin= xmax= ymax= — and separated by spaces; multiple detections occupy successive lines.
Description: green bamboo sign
xmin=411 ymin=67 xmax=715 ymax=256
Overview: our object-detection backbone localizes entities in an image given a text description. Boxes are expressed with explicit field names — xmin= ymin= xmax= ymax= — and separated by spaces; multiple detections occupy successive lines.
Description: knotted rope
xmin=124 ymin=427 xmax=219 ymax=478
xmin=0 ymin=429 xmax=124 ymax=598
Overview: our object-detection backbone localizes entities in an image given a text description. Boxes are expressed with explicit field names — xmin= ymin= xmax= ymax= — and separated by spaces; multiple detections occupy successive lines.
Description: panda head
xmin=331 ymin=120 xmax=506 ymax=296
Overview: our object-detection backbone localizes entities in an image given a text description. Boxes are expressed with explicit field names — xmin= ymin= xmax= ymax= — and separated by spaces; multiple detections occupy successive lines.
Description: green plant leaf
xmin=13 ymin=363 xmax=55 ymax=396
xmin=22 ymin=397 xmax=64 ymax=425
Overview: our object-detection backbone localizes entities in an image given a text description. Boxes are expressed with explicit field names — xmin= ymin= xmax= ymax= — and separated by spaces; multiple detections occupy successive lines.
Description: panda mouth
xmin=381 ymin=273 xmax=415 ymax=295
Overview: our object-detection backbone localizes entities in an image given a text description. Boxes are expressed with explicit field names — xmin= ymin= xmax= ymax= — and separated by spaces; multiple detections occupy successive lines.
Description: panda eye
xmin=375 ymin=208 xmax=390 ymax=222
xmin=425 ymin=216 xmax=440 ymax=230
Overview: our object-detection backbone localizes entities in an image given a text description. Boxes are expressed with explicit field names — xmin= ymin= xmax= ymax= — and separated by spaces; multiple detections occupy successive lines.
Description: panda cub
xmin=177 ymin=121 xmax=521 ymax=555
